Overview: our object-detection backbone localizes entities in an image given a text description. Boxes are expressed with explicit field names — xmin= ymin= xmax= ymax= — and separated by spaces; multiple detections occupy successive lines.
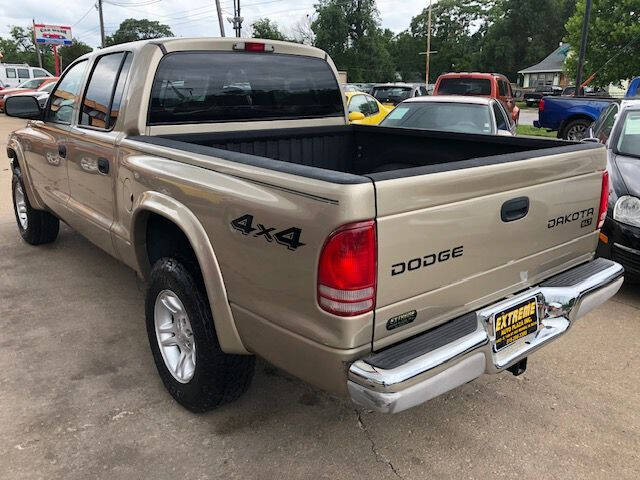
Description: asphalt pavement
xmin=1 ymin=115 xmax=639 ymax=480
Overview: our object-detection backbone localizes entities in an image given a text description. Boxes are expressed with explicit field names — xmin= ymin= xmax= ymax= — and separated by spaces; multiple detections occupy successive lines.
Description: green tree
xmin=480 ymin=0 xmax=576 ymax=81
xmin=565 ymin=0 xmax=640 ymax=87
xmin=407 ymin=0 xmax=492 ymax=82
xmin=105 ymin=18 xmax=173 ymax=46
xmin=251 ymin=18 xmax=287 ymax=41
xmin=312 ymin=0 xmax=395 ymax=82
xmin=58 ymin=40 xmax=93 ymax=67
xmin=0 ymin=25 xmax=55 ymax=74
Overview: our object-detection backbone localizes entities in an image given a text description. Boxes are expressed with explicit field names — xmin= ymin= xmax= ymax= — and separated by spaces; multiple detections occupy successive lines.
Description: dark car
xmin=590 ymin=100 xmax=640 ymax=282
xmin=371 ymin=83 xmax=428 ymax=106
xmin=523 ymin=85 xmax=562 ymax=107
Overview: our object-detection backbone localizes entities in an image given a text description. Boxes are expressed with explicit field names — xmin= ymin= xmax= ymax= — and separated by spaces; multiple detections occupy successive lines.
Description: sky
xmin=0 ymin=0 xmax=430 ymax=48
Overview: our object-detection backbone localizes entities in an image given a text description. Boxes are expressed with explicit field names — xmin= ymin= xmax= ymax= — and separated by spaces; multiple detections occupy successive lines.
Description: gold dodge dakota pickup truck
xmin=5 ymin=38 xmax=624 ymax=413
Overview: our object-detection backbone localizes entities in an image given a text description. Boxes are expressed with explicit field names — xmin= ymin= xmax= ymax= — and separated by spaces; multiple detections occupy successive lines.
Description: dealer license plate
xmin=493 ymin=297 xmax=539 ymax=352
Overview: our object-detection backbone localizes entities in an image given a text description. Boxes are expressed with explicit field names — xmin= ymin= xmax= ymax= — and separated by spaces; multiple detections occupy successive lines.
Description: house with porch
xmin=518 ymin=43 xmax=571 ymax=88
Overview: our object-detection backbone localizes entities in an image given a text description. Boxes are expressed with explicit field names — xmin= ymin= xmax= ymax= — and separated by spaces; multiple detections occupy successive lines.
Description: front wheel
xmin=12 ymin=174 xmax=59 ymax=245
xmin=145 ymin=258 xmax=255 ymax=412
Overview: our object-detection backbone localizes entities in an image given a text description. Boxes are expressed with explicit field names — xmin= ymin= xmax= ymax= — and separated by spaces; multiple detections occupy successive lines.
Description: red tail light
xmin=597 ymin=170 xmax=609 ymax=229
xmin=318 ymin=220 xmax=377 ymax=317
xmin=244 ymin=42 xmax=266 ymax=52
xmin=538 ymin=98 xmax=545 ymax=112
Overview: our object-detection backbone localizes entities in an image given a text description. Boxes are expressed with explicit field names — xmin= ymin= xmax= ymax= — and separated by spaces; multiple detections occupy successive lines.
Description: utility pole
xmin=228 ymin=0 xmax=243 ymax=37
xmin=32 ymin=19 xmax=42 ymax=68
xmin=97 ymin=0 xmax=106 ymax=48
xmin=574 ymin=0 xmax=592 ymax=96
xmin=215 ymin=0 xmax=226 ymax=37
xmin=425 ymin=0 xmax=432 ymax=85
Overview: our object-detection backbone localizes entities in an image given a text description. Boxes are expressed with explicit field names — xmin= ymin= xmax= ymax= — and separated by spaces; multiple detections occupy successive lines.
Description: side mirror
xmin=5 ymin=95 xmax=42 ymax=120
xmin=348 ymin=111 xmax=366 ymax=122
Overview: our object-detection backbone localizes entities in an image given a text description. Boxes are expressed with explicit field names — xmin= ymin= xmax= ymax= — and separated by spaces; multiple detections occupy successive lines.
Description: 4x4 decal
xmin=231 ymin=214 xmax=305 ymax=251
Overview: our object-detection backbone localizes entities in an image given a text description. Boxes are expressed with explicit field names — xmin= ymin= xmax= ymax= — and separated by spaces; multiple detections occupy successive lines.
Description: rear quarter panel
xmin=540 ymin=97 xmax=611 ymax=131
xmin=114 ymin=141 xmax=377 ymax=351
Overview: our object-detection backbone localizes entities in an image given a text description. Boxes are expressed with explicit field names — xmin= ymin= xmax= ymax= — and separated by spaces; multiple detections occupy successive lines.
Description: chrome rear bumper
xmin=348 ymin=259 xmax=624 ymax=413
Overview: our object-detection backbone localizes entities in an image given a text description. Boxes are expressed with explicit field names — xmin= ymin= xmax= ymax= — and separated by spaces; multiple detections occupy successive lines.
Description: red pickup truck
xmin=433 ymin=72 xmax=520 ymax=124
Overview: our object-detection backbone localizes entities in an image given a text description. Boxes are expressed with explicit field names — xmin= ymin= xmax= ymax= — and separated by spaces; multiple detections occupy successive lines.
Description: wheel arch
xmin=132 ymin=191 xmax=249 ymax=354
xmin=559 ymin=113 xmax=595 ymax=138
xmin=6 ymin=140 xmax=47 ymax=210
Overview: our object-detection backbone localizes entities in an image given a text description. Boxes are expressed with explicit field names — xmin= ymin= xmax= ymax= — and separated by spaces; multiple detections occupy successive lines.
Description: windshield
xmin=17 ymin=78 xmax=43 ymax=89
xmin=372 ymin=86 xmax=412 ymax=103
xmin=616 ymin=110 xmax=640 ymax=158
xmin=437 ymin=78 xmax=491 ymax=96
xmin=380 ymin=102 xmax=493 ymax=135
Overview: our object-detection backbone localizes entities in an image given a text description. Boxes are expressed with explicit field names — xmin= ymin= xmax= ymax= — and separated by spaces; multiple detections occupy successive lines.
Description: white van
xmin=0 ymin=63 xmax=53 ymax=88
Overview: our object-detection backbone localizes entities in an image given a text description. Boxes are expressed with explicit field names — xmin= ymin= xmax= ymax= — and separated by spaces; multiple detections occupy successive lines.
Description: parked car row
xmin=0 ymin=76 xmax=58 ymax=112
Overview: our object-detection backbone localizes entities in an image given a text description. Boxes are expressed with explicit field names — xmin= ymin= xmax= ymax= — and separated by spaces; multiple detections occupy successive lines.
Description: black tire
xmin=145 ymin=258 xmax=255 ymax=412
xmin=11 ymin=173 xmax=59 ymax=245
xmin=560 ymin=118 xmax=591 ymax=141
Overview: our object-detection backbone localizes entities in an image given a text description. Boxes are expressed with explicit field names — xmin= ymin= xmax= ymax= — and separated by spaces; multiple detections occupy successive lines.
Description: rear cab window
xmin=438 ymin=78 xmax=491 ymax=96
xmin=148 ymin=52 xmax=343 ymax=125
xmin=372 ymin=86 xmax=413 ymax=104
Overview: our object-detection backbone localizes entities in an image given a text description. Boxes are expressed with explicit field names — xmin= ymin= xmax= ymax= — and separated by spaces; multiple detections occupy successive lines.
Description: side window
xmin=108 ymin=54 xmax=132 ymax=128
xmin=492 ymin=102 xmax=508 ymax=130
xmin=595 ymin=105 xmax=619 ymax=143
xmin=498 ymin=80 xmax=507 ymax=97
xmin=46 ymin=60 xmax=88 ymax=124
xmin=33 ymin=69 xmax=49 ymax=77
xmin=80 ymin=52 xmax=130 ymax=129
xmin=367 ymin=96 xmax=379 ymax=115
xmin=6 ymin=68 xmax=16 ymax=79
xmin=17 ymin=68 xmax=30 ymax=79
xmin=348 ymin=95 xmax=369 ymax=115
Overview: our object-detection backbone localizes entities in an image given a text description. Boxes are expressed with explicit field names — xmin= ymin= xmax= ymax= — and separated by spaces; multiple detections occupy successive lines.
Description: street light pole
xmin=574 ymin=0 xmax=592 ymax=96
xmin=425 ymin=0 xmax=432 ymax=85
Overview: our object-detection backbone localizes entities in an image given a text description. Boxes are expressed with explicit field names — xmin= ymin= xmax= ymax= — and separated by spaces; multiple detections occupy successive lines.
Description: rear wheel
xmin=145 ymin=258 xmax=255 ymax=412
xmin=11 ymin=173 xmax=59 ymax=245
xmin=561 ymin=118 xmax=591 ymax=141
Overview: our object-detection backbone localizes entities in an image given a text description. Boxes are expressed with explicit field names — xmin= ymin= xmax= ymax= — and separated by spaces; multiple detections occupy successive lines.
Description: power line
xmin=71 ymin=5 xmax=96 ymax=28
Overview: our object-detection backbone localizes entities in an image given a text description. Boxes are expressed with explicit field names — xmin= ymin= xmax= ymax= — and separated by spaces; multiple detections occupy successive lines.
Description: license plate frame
xmin=493 ymin=297 xmax=539 ymax=352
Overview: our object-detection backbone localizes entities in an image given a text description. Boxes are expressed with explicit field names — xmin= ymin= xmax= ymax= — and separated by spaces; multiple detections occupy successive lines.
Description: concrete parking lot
xmin=1 ymin=114 xmax=639 ymax=480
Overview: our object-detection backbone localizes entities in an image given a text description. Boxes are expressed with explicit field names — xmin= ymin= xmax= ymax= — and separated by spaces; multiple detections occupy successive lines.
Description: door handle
xmin=501 ymin=197 xmax=529 ymax=222
xmin=97 ymin=157 xmax=109 ymax=175
xmin=58 ymin=144 xmax=66 ymax=158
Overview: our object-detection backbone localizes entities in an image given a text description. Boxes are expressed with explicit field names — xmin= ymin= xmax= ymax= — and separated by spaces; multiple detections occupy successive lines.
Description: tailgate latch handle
xmin=501 ymin=196 xmax=530 ymax=222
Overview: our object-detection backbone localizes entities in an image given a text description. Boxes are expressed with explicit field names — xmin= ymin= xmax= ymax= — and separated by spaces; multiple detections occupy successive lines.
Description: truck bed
xmin=131 ymin=125 xmax=600 ymax=182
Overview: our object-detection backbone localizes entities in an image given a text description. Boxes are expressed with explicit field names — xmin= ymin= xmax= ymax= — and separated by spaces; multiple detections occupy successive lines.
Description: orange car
xmin=433 ymin=72 xmax=520 ymax=124
xmin=0 ymin=77 xmax=58 ymax=111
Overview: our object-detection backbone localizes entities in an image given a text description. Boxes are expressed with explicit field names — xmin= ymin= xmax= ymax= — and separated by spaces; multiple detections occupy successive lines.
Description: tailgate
xmin=371 ymin=146 xmax=606 ymax=348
